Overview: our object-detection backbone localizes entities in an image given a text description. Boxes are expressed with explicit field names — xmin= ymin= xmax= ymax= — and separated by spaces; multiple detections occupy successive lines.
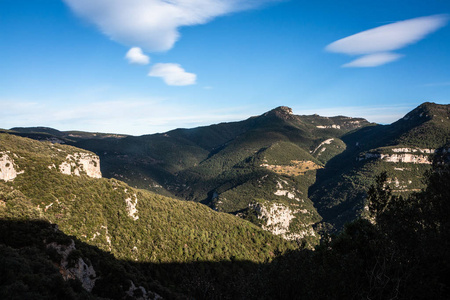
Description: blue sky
xmin=1 ymin=0 xmax=449 ymax=135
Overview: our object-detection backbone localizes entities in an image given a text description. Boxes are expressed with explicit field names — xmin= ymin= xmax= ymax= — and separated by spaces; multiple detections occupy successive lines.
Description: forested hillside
xmin=0 ymin=132 xmax=296 ymax=298
xmin=1 ymin=143 xmax=448 ymax=299
xmin=5 ymin=102 xmax=450 ymax=237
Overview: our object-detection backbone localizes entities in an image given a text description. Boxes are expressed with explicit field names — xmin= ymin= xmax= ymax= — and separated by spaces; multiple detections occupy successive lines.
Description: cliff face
xmin=58 ymin=152 xmax=102 ymax=178
xmin=252 ymin=201 xmax=316 ymax=241
xmin=359 ymin=148 xmax=440 ymax=164
xmin=0 ymin=152 xmax=23 ymax=181
xmin=124 ymin=189 xmax=139 ymax=220
xmin=47 ymin=239 xmax=97 ymax=292
xmin=1 ymin=134 xmax=102 ymax=182
xmin=1 ymin=150 xmax=101 ymax=180
xmin=45 ymin=234 xmax=161 ymax=299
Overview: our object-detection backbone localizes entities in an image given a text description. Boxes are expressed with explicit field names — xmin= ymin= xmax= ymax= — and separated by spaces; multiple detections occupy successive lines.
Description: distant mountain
xmin=56 ymin=106 xmax=369 ymax=241
xmin=8 ymin=126 xmax=128 ymax=142
xmin=309 ymin=102 xmax=450 ymax=231
xmin=5 ymin=102 xmax=449 ymax=236
xmin=2 ymin=102 xmax=449 ymax=299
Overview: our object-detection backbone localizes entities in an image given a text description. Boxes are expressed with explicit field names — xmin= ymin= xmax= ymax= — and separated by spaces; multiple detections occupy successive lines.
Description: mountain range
xmin=4 ymin=102 xmax=450 ymax=239
xmin=1 ymin=101 xmax=449 ymax=299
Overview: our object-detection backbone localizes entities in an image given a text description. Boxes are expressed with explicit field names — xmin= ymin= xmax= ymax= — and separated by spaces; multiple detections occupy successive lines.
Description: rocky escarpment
xmin=47 ymin=239 xmax=97 ymax=292
xmin=58 ymin=152 xmax=102 ymax=178
xmin=0 ymin=151 xmax=23 ymax=181
xmin=311 ymin=138 xmax=336 ymax=157
xmin=47 ymin=238 xmax=161 ymax=299
xmin=359 ymin=148 xmax=437 ymax=164
xmin=251 ymin=202 xmax=316 ymax=241
xmin=124 ymin=189 xmax=139 ymax=221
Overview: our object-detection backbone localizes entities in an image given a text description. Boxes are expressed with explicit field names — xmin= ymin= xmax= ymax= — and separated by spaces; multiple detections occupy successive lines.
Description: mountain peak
xmin=272 ymin=106 xmax=292 ymax=115
xmin=272 ymin=106 xmax=293 ymax=114
xmin=401 ymin=102 xmax=449 ymax=123
xmin=263 ymin=106 xmax=294 ymax=120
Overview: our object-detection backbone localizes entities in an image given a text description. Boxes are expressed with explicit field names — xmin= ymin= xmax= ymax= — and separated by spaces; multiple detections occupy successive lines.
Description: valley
xmin=1 ymin=102 xmax=449 ymax=299
xmin=4 ymin=102 xmax=450 ymax=237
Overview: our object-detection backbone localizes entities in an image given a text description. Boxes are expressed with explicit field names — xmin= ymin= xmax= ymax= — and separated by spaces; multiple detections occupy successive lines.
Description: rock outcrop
xmin=251 ymin=202 xmax=315 ymax=240
xmin=58 ymin=152 xmax=102 ymax=178
xmin=359 ymin=148 xmax=434 ymax=164
xmin=312 ymin=138 xmax=334 ymax=154
xmin=316 ymin=125 xmax=341 ymax=129
xmin=47 ymin=240 xmax=97 ymax=292
xmin=125 ymin=193 xmax=139 ymax=221
xmin=0 ymin=152 xmax=23 ymax=181
xmin=125 ymin=280 xmax=162 ymax=300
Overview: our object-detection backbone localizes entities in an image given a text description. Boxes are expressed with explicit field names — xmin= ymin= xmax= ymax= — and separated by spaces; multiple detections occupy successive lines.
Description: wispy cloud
xmin=326 ymin=14 xmax=449 ymax=67
xmin=63 ymin=0 xmax=277 ymax=52
xmin=148 ymin=63 xmax=197 ymax=86
xmin=125 ymin=47 xmax=150 ymax=65
xmin=343 ymin=52 xmax=403 ymax=68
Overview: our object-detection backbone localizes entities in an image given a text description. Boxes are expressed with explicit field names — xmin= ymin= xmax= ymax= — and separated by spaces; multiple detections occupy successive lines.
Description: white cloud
xmin=63 ymin=0 xmax=276 ymax=52
xmin=125 ymin=47 xmax=150 ymax=64
xmin=327 ymin=15 xmax=448 ymax=55
xmin=148 ymin=63 xmax=196 ymax=86
xmin=343 ymin=52 xmax=403 ymax=68
xmin=326 ymin=14 xmax=449 ymax=67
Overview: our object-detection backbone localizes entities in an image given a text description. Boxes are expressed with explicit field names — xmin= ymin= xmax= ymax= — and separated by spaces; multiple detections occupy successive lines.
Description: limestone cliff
xmin=0 ymin=152 xmax=23 ymax=181
xmin=47 ymin=239 xmax=97 ymax=292
xmin=58 ymin=152 xmax=102 ymax=178
xmin=359 ymin=148 xmax=437 ymax=164
xmin=124 ymin=189 xmax=139 ymax=221
xmin=251 ymin=202 xmax=316 ymax=241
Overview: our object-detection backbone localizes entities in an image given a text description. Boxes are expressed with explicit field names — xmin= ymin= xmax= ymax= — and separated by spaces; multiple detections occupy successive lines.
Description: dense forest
xmin=1 ymin=103 xmax=449 ymax=299
xmin=1 ymin=158 xmax=448 ymax=299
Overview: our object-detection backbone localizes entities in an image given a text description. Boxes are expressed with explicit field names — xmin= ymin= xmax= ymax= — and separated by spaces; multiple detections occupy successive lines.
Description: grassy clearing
xmin=261 ymin=160 xmax=323 ymax=176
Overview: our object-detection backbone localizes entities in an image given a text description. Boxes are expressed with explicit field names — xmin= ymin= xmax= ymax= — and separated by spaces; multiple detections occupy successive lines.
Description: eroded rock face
xmin=47 ymin=240 xmax=97 ymax=292
xmin=0 ymin=152 xmax=23 ymax=181
xmin=58 ymin=153 xmax=102 ymax=178
xmin=257 ymin=202 xmax=295 ymax=236
xmin=273 ymin=180 xmax=302 ymax=201
xmin=125 ymin=280 xmax=163 ymax=300
xmin=125 ymin=192 xmax=139 ymax=221
xmin=251 ymin=202 xmax=315 ymax=240
xmin=382 ymin=153 xmax=431 ymax=164
xmin=312 ymin=138 xmax=335 ymax=154
xmin=316 ymin=125 xmax=341 ymax=129
xmin=359 ymin=148 xmax=434 ymax=164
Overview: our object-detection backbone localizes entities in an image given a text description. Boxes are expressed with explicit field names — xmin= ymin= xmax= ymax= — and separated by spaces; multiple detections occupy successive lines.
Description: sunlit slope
xmin=4 ymin=106 xmax=370 ymax=240
xmin=0 ymin=133 xmax=295 ymax=264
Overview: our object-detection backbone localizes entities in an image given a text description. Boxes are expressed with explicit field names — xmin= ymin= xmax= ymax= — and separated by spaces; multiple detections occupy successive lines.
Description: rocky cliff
xmin=58 ymin=152 xmax=102 ymax=178
xmin=0 ymin=152 xmax=22 ymax=181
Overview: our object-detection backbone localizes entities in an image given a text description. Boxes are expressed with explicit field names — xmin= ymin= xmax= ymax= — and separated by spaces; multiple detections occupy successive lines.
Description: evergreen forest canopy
xmin=6 ymin=102 xmax=450 ymax=237
xmin=1 ymin=102 xmax=449 ymax=299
